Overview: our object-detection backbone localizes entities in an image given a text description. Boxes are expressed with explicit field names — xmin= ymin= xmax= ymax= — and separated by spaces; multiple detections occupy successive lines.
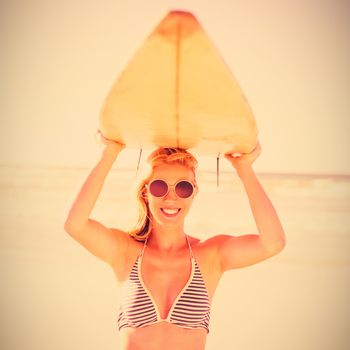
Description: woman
xmin=64 ymin=132 xmax=286 ymax=350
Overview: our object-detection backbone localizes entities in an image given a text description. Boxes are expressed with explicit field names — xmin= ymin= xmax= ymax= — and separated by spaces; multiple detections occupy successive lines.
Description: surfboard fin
xmin=136 ymin=148 xmax=143 ymax=178
xmin=216 ymin=154 xmax=220 ymax=187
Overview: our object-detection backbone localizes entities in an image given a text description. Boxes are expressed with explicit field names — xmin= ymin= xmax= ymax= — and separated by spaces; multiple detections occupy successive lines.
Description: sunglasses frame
xmin=147 ymin=179 xmax=196 ymax=199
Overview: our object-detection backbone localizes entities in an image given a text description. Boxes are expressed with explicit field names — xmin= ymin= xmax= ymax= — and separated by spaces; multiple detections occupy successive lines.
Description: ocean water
xmin=1 ymin=165 xmax=349 ymax=350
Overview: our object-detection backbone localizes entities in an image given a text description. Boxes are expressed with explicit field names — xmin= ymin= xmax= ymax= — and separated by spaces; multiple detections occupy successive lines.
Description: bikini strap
xmin=138 ymin=235 xmax=148 ymax=258
xmin=185 ymin=235 xmax=195 ymax=259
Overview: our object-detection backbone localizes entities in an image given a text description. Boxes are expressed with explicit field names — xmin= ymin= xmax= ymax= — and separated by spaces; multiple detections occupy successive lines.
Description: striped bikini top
xmin=117 ymin=235 xmax=211 ymax=333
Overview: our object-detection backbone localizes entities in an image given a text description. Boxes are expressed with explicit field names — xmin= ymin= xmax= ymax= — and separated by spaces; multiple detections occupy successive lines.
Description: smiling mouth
xmin=161 ymin=208 xmax=181 ymax=217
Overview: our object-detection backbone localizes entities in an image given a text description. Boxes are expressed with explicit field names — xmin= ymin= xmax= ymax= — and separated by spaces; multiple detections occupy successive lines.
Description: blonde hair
xmin=128 ymin=147 xmax=198 ymax=241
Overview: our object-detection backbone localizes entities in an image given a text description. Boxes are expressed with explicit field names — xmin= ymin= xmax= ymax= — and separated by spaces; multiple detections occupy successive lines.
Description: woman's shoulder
xmin=187 ymin=234 xmax=225 ymax=248
xmin=188 ymin=234 xmax=235 ymax=265
xmin=187 ymin=234 xmax=225 ymax=258
xmin=111 ymin=233 xmax=145 ymax=282
xmin=187 ymin=234 xmax=224 ymax=288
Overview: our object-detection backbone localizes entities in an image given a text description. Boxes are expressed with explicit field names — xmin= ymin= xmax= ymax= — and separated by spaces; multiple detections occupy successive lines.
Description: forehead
xmin=150 ymin=164 xmax=195 ymax=183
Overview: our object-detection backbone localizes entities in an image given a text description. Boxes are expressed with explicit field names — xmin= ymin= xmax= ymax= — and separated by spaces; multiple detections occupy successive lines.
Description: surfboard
xmin=100 ymin=10 xmax=258 ymax=156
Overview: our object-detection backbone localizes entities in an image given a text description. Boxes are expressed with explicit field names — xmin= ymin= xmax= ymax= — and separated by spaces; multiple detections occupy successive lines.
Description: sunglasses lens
xmin=175 ymin=181 xmax=194 ymax=198
xmin=149 ymin=180 xmax=168 ymax=197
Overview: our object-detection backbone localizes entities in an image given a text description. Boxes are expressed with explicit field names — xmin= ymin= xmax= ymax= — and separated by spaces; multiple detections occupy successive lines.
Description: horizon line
xmin=1 ymin=162 xmax=349 ymax=179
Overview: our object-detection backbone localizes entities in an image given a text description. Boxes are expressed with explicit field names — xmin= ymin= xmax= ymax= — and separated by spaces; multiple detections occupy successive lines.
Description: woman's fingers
xmin=224 ymin=142 xmax=261 ymax=167
xmin=95 ymin=130 xmax=125 ymax=149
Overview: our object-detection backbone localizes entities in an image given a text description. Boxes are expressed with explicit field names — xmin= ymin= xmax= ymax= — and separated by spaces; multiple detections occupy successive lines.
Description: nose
xmin=164 ymin=187 xmax=177 ymax=200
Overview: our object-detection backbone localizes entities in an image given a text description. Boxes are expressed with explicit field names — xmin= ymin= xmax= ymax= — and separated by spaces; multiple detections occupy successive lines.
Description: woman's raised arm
xmin=215 ymin=142 xmax=286 ymax=272
xmin=64 ymin=134 xmax=128 ymax=267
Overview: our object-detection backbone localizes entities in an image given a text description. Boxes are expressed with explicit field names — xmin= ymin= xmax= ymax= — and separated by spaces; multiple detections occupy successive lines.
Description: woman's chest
xmin=141 ymin=254 xmax=194 ymax=318
xmin=116 ymin=244 xmax=222 ymax=301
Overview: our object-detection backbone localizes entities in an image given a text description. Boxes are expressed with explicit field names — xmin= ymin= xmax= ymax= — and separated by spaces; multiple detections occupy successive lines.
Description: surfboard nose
xmin=100 ymin=10 xmax=258 ymax=155
xmin=156 ymin=10 xmax=200 ymax=40
xmin=168 ymin=10 xmax=195 ymax=17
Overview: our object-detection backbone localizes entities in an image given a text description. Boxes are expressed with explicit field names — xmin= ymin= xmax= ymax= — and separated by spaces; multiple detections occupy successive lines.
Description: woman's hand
xmin=95 ymin=130 xmax=125 ymax=154
xmin=224 ymin=141 xmax=261 ymax=172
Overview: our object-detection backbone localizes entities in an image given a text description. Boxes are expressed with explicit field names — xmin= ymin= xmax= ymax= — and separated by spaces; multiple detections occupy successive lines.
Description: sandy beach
xmin=1 ymin=164 xmax=349 ymax=350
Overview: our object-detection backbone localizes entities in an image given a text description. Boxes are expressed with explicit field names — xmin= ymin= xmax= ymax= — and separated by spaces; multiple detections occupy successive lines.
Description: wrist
xmin=102 ymin=143 xmax=123 ymax=158
xmin=235 ymin=164 xmax=254 ymax=178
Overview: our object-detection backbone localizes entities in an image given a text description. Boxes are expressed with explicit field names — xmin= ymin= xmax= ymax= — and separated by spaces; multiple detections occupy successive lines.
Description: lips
xmin=161 ymin=208 xmax=181 ymax=217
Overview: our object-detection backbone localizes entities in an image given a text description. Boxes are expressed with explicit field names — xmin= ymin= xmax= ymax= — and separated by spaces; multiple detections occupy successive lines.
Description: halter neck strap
xmin=139 ymin=235 xmax=149 ymax=258
xmin=185 ymin=234 xmax=195 ymax=259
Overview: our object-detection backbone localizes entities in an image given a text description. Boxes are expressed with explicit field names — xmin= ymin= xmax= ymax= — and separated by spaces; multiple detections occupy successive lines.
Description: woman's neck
xmin=149 ymin=222 xmax=187 ymax=253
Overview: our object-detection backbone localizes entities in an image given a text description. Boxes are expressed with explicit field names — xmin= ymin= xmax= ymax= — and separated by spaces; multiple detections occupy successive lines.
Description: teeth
xmin=162 ymin=208 xmax=180 ymax=215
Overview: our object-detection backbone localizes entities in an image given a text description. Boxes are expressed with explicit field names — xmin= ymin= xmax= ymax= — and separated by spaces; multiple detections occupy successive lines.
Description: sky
xmin=1 ymin=0 xmax=350 ymax=174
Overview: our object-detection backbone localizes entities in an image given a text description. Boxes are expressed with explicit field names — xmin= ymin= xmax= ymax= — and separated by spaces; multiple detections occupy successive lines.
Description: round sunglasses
xmin=148 ymin=179 xmax=195 ymax=198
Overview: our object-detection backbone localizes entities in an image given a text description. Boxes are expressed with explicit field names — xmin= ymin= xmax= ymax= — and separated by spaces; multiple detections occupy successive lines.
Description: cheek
xmin=147 ymin=196 xmax=161 ymax=214
xmin=182 ymin=199 xmax=194 ymax=213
